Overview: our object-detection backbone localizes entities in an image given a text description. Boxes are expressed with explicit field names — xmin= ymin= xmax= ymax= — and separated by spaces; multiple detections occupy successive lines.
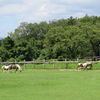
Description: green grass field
xmin=21 ymin=62 xmax=100 ymax=69
xmin=1 ymin=68 xmax=100 ymax=100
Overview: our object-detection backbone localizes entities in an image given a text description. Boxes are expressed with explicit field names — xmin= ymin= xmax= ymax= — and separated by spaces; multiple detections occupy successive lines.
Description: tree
xmin=2 ymin=36 xmax=15 ymax=50
xmin=3 ymin=15 xmax=100 ymax=61
xmin=44 ymin=26 xmax=65 ymax=59
xmin=14 ymin=39 xmax=29 ymax=60
xmin=82 ymin=22 xmax=100 ymax=56
xmin=0 ymin=49 xmax=9 ymax=61
xmin=64 ymin=26 xmax=83 ymax=58
xmin=67 ymin=16 xmax=77 ymax=26
xmin=8 ymin=22 xmax=29 ymax=40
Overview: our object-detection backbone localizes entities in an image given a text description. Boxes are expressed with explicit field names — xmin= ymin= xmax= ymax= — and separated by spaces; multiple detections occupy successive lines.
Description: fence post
xmin=15 ymin=60 xmax=17 ymax=64
xmin=53 ymin=59 xmax=55 ymax=68
xmin=6 ymin=60 xmax=8 ymax=65
xmin=43 ymin=59 xmax=45 ymax=68
xmin=77 ymin=58 xmax=79 ymax=61
xmin=24 ymin=59 xmax=26 ymax=69
xmin=0 ymin=63 xmax=1 ymax=68
xmin=33 ymin=59 xmax=35 ymax=69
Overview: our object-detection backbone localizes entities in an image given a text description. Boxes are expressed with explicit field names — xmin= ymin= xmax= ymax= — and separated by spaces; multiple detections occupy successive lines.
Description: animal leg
xmin=8 ymin=69 xmax=10 ymax=73
xmin=15 ymin=69 xmax=18 ymax=73
xmin=8 ymin=69 xmax=11 ymax=73
xmin=90 ymin=65 xmax=92 ymax=70
xmin=78 ymin=67 xmax=84 ymax=71
xmin=2 ymin=69 xmax=4 ymax=72
xmin=83 ymin=66 xmax=87 ymax=70
xmin=78 ymin=67 xmax=81 ymax=70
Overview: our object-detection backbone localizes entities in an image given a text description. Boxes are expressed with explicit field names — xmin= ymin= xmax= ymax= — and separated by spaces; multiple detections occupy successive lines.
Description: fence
xmin=0 ymin=59 xmax=78 ymax=69
xmin=0 ymin=59 xmax=100 ymax=69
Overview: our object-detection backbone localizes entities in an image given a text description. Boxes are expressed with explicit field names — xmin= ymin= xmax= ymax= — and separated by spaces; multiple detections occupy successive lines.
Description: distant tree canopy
xmin=0 ymin=15 xmax=100 ymax=61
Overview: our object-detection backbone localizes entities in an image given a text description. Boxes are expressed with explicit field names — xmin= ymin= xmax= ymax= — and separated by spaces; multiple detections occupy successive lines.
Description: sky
xmin=0 ymin=0 xmax=99 ymax=38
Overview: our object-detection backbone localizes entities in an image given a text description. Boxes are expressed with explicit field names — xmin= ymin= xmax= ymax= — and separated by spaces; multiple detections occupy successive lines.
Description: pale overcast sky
xmin=0 ymin=0 xmax=99 ymax=38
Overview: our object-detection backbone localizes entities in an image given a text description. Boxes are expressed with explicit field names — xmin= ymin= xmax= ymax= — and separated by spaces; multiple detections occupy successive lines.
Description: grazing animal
xmin=8 ymin=64 xmax=22 ymax=73
xmin=2 ymin=65 xmax=10 ymax=72
xmin=78 ymin=62 xmax=92 ymax=70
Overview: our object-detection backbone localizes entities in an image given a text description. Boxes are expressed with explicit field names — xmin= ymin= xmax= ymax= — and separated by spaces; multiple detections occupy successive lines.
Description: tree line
xmin=0 ymin=15 xmax=100 ymax=61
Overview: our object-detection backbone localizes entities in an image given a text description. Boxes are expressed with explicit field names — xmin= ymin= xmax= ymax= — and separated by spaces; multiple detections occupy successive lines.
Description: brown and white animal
xmin=8 ymin=64 xmax=22 ymax=73
xmin=78 ymin=62 xmax=92 ymax=70
xmin=2 ymin=65 xmax=10 ymax=72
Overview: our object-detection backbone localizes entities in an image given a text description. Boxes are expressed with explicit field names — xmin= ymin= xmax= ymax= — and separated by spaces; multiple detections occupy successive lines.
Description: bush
xmin=8 ymin=58 xmax=15 ymax=62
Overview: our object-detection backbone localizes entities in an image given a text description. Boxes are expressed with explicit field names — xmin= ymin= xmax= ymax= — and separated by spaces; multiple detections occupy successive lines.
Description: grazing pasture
xmin=20 ymin=62 xmax=100 ymax=70
xmin=0 ymin=69 xmax=100 ymax=100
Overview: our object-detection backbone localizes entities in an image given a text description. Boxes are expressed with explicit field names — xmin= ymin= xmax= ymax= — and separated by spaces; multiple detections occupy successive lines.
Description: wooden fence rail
xmin=0 ymin=61 xmax=78 ymax=64
xmin=0 ymin=60 xmax=78 ymax=69
xmin=0 ymin=60 xmax=100 ymax=69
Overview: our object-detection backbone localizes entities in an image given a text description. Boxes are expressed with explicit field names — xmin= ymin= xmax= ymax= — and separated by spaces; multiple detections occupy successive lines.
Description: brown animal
xmin=8 ymin=64 xmax=22 ymax=73
xmin=78 ymin=62 xmax=92 ymax=70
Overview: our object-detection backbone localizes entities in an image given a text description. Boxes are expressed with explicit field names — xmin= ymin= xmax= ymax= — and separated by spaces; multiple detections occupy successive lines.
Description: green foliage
xmin=8 ymin=58 xmax=15 ymax=62
xmin=0 ymin=48 xmax=9 ymax=61
xmin=0 ymin=15 xmax=100 ymax=61
xmin=2 ymin=36 xmax=14 ymax=50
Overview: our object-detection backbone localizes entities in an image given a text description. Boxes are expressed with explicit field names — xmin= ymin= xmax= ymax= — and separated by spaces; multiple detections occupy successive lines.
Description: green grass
xmin=21 ymin=62 xmax=100 ymax=69
xmin=0 ymin=69 xmax=100 ymax=100
xmin=21 ymin=63 xmax=77 ymax=69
